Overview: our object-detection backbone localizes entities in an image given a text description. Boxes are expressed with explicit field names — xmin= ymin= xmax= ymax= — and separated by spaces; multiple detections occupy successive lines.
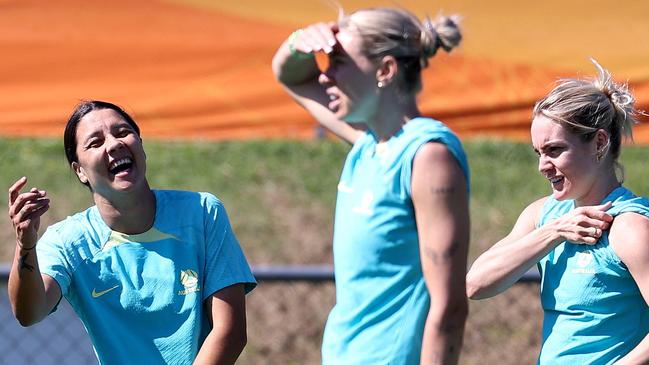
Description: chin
xmin=552 ymin=189 xmax=575 ymax=201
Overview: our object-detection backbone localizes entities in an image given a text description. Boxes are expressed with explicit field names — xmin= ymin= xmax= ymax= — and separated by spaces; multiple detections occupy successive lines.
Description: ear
xmin=376 ymin=55 xmax=398 ymax=86
xmin=71 ymin=161 xmax=89 ymax=184
xmin=140 ymin=137 xmax=146 ymax=160
xmin=594 ymin=129 xmax=610 ymax=159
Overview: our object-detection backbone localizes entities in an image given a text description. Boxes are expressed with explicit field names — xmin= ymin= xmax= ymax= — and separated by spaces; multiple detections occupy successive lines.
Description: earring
xmin=377 ymin=81 xmax=384 ymax=88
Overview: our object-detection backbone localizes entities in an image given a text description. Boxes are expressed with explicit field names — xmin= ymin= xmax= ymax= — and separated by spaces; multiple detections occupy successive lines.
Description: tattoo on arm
xmin=18 ymin=252 xmax=35 ymax=273
xmin=424 ymin=241 xmax=460 ymax=265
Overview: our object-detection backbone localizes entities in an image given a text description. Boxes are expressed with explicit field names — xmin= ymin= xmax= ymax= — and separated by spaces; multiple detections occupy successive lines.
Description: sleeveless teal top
xmin=537 ymin=186 xmax=649 ymax=364
xmin=321 ymin=118 xmax=469 ymax=365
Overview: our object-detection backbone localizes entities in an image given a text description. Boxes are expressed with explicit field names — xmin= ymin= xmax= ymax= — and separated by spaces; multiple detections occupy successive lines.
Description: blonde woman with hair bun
xmin=467 ymin=60 xmax=649 ymax=364
xmin=273 ymin=6 xmax=469 ymax=365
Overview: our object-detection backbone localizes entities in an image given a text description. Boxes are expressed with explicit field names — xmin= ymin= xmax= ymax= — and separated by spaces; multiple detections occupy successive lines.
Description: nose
xmin=106 ymin=135 xmax=125 ymax=154
xmin=538 ymin=154 xmax=552 ymax=175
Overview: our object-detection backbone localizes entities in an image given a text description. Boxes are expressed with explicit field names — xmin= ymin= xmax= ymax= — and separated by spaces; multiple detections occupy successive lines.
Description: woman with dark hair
xmin=273 ymin=6 xmax=470 ymax=364
xmin=8 ymin=100 xmax=256 ymax=365
xmin=467 ymin=61 xmax=649 ymax=364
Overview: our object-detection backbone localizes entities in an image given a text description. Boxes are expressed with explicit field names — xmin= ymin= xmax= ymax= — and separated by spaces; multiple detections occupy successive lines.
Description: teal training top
xmin=321 ymin=118 xmax=470 ymax=365
xmin=36 ymin=190 xmax=256 ymax=365
xmin=537 ymin=186 xmax=649 ymax=365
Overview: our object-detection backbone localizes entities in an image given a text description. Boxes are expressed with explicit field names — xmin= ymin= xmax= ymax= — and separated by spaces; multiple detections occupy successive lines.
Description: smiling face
xmin=72 ymin=108 xmax=147 ymax=197
xmin=531 ymin=114 xmax=600 ymax=203
xmin=318 ymin=27 xmax=381 ymax=123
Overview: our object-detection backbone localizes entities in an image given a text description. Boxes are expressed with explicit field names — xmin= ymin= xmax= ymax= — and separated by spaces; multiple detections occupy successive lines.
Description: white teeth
xmin=110 ymin=157 xmax=132 ymax=170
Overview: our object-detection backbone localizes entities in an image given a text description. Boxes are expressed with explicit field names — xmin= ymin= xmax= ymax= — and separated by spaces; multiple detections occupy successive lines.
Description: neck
xmin=93 ymin=182 xmax=156 ymax=234
xmin=575 ymin=170 xmax=620 ymax=207
xmin=366 ymin=95 xmax=420 ymax=141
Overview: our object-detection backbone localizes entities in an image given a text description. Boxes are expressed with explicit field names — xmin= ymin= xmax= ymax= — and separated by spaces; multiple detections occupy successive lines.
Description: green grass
xmin=2 ymin=136 xmax=649 ymax=263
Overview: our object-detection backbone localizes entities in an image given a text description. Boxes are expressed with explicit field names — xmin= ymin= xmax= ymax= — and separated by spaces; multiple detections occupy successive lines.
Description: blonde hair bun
xmin=591 ymin=58 xmax=638 ymax=138
xmin=421 ymin=15 xmax=462 ymax=59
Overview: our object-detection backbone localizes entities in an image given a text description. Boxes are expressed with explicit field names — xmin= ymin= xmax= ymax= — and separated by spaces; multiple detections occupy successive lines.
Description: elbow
xmin=271 ymin=58 xmax=281 ymax=82
xmin=9 ymin=294 xmax=45 ymax=327
xmin=235 ymin=327 xmax=248 ymax=353
xmin=271 ymin=54 xmax=285 ymax=83
xmin=13 ymin=308 xmax=42 ymax=327
xmin=430 ymin=298 xmax=469 ymax=331
xmin=228 ymin=324 xmax=248 ymax=355
xmin=16 ymin=317 xmax=38 ymax=328
xmin=465 ymin=275 xmax=481 ymax=300
xmin=465 ymin=270 xmax=491 ymax=300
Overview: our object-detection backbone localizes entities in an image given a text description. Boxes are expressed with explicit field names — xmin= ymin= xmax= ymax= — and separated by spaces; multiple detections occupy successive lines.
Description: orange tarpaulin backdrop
xmin=1 ymin=0 xmax=648 ymax=142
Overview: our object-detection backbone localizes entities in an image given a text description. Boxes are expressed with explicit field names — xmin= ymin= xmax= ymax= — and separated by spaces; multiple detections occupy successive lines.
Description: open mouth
xmin=109 ymin=157 xmax=133 ymax=175
xmin=549 ymin=176 xmax=564 ymax=187
xmin=327 ymin=92 xmax=340 ymax=111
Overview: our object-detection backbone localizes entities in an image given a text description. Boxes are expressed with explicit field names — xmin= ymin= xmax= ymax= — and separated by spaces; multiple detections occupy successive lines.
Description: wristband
xmin=18 ymin=241 xmax=36 ymax=251
xmin=288 ymin=29 xmax=315 ymax=60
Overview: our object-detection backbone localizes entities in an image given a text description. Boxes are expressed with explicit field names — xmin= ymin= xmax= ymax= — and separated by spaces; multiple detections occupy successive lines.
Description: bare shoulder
xmin=414 ymin=142 xmax=456 ymax=165
xmin=412 ymin=142 xmax=466 ymax=197
xmin=609 ymin=212 xmax=649 ymax=263
xmin=518 ymin=196 xmax=549 ymax=228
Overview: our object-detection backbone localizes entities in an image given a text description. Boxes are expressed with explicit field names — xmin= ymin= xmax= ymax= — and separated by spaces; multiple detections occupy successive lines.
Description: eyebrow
xmin=533 ymin=140 xmax=563 ymax=153
xmin=80 ymin=131 xmax=101 ymax=145
xmin=111 ymin=122 xmax=133 ymax=131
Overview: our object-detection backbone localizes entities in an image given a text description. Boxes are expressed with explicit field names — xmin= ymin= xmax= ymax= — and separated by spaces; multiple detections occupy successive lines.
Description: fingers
xmin=578 ymin=216 xmax=611 ymax=231
xmin=11 ymin=191 xmax=49 ymax=248
xmin=590 ymin=201 xmax=614 ymax=222
xmin=580 ymin=226 xmax=602 ymax=239
xmin=576 ymin=205 xmax=614 ymax=224
xmin=8 ymin=176 xmax=28 ymax=206
xmin=13 ymin=197 xmax=50 ymax=224
xmin=596 ymin=201 xmax=613 ymax=211
xmin=8 ymin=180 xmax=49 ymax=243
xmin=297 ymin=23 xmax=337 ymax=55
xmin=557 ymin=203 xmax=615 ymax=245
xmin=9 ymin=189 xmax=48 ymax=219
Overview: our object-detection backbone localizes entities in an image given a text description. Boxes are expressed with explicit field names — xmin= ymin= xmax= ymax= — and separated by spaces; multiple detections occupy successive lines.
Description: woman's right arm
xmin=271 ymin=23 xmax=363 ymax=144
xmin=7 ymin=177 xmax=61 ymax=326
xmin=466 ymin=198 xmax=613 ymax=299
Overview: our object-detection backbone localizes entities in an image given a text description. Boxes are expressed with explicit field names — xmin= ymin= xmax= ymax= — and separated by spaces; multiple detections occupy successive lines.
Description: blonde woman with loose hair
xmin=467 ymin=61 xmax=649 ymax=364
xmin=273 ymin=6 xmax=470 ymax=365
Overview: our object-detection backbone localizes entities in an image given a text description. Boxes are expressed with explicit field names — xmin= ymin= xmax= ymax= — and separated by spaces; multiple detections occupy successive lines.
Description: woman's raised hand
xmin=8 ymin=177 xmax=50 ymax=249
xmin=551 ymin=201 xmax=614 ymax=245
xmin=289 ymin=22 xmax=338 ymax=56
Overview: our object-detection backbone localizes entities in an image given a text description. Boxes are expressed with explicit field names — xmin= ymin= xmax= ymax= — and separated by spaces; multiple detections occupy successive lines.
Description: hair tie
xmin=423 ymin=20 xmax=441 ymax=53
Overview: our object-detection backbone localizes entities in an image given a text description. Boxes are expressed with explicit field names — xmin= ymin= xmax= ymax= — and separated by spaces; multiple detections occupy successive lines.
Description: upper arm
xmin=609 ymin=213 xmax=649 ymax=304
xmin=204 ymin=284 xmax=247 ymax=333
xmin=411 ymin=143 xmax=469 ymax=303
xmin=490 ymin=196 xmax=548 ymax=250
xmin=280 ymin=80 xmax=364 ymax=144
xmin=43 ymin=274 xmax=62 ymax=313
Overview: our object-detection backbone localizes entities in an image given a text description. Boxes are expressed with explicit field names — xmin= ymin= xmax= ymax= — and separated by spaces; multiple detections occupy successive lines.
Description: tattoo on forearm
xmin=431 ymin=186 xmax=456 ymax=195
xmin=424 ymin=241 xmax=460 ymax=265
xmin=18 ymin=252 xmax=35 ymax=273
